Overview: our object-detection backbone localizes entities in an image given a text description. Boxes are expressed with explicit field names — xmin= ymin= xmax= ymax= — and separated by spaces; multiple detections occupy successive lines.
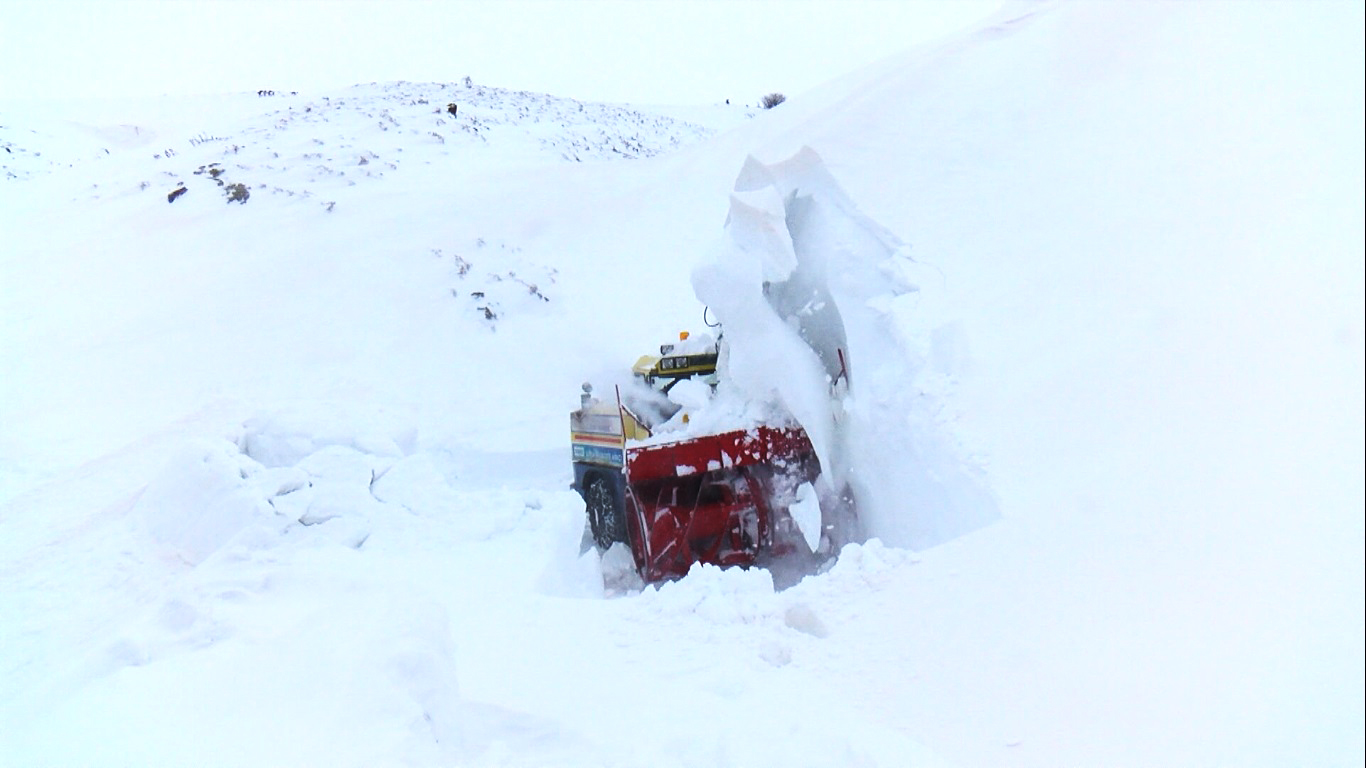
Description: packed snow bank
xmin=693 ymin=147 xmax=998 ymax=549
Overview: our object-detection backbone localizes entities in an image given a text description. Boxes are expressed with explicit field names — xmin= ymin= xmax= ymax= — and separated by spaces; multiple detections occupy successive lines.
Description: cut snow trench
xmin=692 ymin=147 xmax=998 ymax=550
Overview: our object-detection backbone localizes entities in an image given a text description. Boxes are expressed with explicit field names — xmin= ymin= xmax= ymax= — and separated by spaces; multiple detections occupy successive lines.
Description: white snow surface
xmin=2 ymin=2 xmax=1363 ymax=767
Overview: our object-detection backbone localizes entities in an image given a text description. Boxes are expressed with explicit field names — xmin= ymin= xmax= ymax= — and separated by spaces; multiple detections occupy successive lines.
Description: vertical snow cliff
xmin=693 ymin=147 xmax=999 ymax=550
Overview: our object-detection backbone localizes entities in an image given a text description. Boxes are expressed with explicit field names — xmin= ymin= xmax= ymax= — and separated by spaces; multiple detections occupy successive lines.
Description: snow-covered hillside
xmin=2 ymin=79 xmax=725 ymax=192
xmin=2 ymin=2 xmax=1362 ymax=767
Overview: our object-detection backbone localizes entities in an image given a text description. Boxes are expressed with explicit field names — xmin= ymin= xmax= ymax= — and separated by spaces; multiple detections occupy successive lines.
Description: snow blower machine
xmin=570 ymin=329 xmax=855 ymax=583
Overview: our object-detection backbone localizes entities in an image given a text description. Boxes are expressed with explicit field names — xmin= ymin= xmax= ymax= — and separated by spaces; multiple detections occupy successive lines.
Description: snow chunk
xmin=599 ymin=542 xmax=645 ymax=595
xmin=370 ymin=453 xmax=460 ymax=517
xmin=782 ymin=602 xmax=829 ymax=638
xmin=665 ymin=377 xmax=711 ymax=410
xmin=789 ymin=481 xmax=822 ymax=553
xmin=247 ymin=466 xmax=309 ymax=499
xmin=134 ymin=439 xmax=276 ymax=565
xmin=296 ymin=444 xmax=393 ymax=486
xmin=240 ymin=405 xmax=416 ymax=468
xmin=824 ymin=539 xmax=910 ymax=589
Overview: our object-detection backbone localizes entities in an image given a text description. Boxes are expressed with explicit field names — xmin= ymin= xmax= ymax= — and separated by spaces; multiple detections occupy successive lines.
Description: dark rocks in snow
xmin=224 ymin=183 xmax=249 ymax=204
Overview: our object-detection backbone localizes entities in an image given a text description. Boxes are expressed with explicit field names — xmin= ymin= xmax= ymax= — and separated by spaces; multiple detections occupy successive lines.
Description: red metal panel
xmin=624 ymin=425 xmax=813 ymax=481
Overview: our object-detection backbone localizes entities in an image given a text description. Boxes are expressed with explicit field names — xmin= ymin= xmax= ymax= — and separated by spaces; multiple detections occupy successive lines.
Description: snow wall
xmin=692 ymin=147 xmax=999 ymax=550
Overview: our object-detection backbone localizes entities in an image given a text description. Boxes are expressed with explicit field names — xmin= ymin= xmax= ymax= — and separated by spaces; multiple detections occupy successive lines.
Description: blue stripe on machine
xmin=573 ymin=443 xmax=624 ymax=466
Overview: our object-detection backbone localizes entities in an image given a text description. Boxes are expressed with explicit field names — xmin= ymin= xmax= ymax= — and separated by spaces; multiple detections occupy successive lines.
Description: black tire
xmin=585 ymin=476 xmax=625 ymax=550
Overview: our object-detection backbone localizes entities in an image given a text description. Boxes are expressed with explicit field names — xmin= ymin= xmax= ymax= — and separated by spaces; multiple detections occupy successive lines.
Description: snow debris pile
xmin=642 ymin=561 xmax=781 ymax=626
xmin=135 ymin=409 xmax=416 ymax=565
xmin=624 ymin=541 xmax=916 ymax=676
xmin=42 ymin=404 xmax=596 ymax=765
xmin=632 ymin=541 xmax=912 ymax=639
xmin=692 ymin=147 xmax=999 ymax=550
xmin=136 ymin=403 xmax=579 ymax=574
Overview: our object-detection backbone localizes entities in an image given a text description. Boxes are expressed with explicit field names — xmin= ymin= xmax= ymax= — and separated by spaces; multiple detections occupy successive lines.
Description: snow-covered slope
xmin=2 ymin=2 xmax=1362 ymax=767
xmin=1 ymin=80 xmax=721 ymax=181
xmin=0 ymin=81 xmax=742 ymax=493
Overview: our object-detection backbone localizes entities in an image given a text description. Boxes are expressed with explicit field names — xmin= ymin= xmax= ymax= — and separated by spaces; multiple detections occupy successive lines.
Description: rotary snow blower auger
xmin=570 ymin=330 xmax=855 ymax=583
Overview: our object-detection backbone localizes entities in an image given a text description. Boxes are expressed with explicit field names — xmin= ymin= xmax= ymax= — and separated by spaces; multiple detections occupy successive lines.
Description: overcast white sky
xmin=2 ymin=1 xmax=1000 ymax=105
